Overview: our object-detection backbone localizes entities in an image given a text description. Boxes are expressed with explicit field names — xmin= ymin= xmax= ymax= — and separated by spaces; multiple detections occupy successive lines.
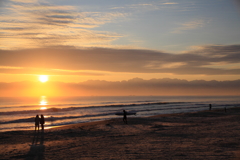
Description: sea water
xmin=0 ymin=96 xmax=239 ymax=132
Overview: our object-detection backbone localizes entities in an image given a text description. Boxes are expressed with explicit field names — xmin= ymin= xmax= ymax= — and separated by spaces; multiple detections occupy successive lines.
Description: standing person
xmin=40 ymin=114 xmax=45 ymax=131
xmin=123 ymin=110 xmax=127 ymax=124
xmin=35 ymin=115 xmax=40 ymax=131
xmin=209 ymin=104 xmax=212 ymax=111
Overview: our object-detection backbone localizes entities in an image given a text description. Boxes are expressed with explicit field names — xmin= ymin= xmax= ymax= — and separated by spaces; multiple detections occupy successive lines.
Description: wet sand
xmin=1 ymin=107 xmax=240 ymax=160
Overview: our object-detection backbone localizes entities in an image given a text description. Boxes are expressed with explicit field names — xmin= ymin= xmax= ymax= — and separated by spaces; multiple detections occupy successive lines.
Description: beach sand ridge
xmin=1 ymin=108 xmax=240 ymax=159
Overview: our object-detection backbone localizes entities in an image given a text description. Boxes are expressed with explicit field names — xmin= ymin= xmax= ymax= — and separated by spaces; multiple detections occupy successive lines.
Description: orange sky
xmin=0 ymin=47 xmax=240 ymax=96
xmin=1 ymin=0 xmax=240 ymax=96
xmin=0 ymin=78 xmax=239 ymax=97
xmin=1 ymin=47 xmax=240 ymax=82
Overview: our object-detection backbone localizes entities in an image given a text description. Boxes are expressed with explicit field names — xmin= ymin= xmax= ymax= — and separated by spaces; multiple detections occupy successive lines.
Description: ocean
xmin=0 ymin=96 xmax=239 ymax=132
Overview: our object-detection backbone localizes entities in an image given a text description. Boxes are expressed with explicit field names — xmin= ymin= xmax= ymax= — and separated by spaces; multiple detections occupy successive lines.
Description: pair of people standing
xmin=35 ymin=114 xmax=45 ymax=131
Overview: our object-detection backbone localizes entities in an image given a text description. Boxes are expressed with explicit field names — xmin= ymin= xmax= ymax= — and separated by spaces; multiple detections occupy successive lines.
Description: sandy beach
xmin=1 ymin=107 xmax=240 ymax=160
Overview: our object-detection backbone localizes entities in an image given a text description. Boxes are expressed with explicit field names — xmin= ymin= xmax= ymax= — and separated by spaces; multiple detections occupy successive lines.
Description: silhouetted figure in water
xmin=35 ymin=115 xmax=40 ymax=131
xmin=209 ymin=104 xmax=212 ymax=111
xmin=40 ymin=114 xmax=45 ymax=131
xmin=123 ymin=110 xmax=127 ymax=124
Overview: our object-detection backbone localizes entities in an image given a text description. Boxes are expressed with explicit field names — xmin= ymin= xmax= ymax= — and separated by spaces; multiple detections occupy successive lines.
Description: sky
xmin=0 ymin=0 xmax=240 ymax=96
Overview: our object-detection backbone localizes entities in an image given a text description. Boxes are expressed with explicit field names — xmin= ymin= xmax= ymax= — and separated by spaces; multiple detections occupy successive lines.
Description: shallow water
xmin=0 ymin=96 xmax=239 ymax=132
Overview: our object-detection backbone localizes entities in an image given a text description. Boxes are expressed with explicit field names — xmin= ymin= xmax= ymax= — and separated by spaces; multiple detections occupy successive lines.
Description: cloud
xmin=111 ymin=2 xmax=159 ymax=12
xmin=0 ymin=67 xmax=106 ymax=76
xmin=129 ymin=3 xmax=154 ymax=7
xmin=145 ymin=62 xmax=186 ymax=69
xmin=0 ymin=78 xmax=239 ymax=96
xmin=234 ymin=0 xmax=240 ymax=13
xmin=0 ymin=44 xmax=240 ymax=76
xmin=172 ymin=19 xmax=207 ymax=33
xmin=0 ymin=66 xmax=23 ymax=69
xmin=10 ymin=0 xmax=37 ymax=2
xmin=162 ymin=2 xmax=178 ymax=5
xmin=0 ymin=1 xmax=126 ymax=49
xmin=187 ymin=45 xmax=240 ymax=59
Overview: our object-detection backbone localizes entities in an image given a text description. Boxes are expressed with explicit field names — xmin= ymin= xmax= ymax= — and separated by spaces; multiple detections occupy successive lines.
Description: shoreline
xmin=48 ymin=107 xmax=234 ymax=131
xmin=2 ymin=95 xmax=239 ymax=133
xmin=0 ymin=106 xmax=227 ymax=133
xmin=0 ymin=106 xmax=232 ymax=133
xmin=1 ymin=107 xmax=240 ymax=159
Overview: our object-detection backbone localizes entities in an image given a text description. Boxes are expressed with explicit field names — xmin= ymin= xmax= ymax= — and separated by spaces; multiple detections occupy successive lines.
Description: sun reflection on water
xmin=40 ymin=106 xmax=47 ymax=110
xmin=40 ymin=96 xmax=48 ymax=110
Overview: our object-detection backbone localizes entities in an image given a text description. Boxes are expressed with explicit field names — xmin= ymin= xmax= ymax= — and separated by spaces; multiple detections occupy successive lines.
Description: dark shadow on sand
xmin=25 ymin=130 xmax=45 ymax=160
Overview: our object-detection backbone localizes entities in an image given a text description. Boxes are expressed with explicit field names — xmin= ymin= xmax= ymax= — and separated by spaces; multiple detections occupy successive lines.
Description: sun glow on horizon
xmin=39 ymin=75 xmax=48 ymax=83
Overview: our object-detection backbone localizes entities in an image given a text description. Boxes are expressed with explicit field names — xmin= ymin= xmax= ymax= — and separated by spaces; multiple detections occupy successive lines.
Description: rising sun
xmin=39 ymin=75 xmax=48 ymax=83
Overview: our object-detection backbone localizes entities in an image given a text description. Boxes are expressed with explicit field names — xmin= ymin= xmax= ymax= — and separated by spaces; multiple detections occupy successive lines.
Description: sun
xmin=39 ymin=75 xmax=48 ymax=83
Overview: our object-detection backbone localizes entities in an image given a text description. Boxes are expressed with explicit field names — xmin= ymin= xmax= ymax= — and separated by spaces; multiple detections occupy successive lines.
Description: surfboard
xmin=115 ymin=111 xmax=137 ymax=115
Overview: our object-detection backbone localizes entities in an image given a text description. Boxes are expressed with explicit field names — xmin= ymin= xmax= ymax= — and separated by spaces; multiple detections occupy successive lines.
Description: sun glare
xmin=39 ymin=75 xmax=48 ymax=83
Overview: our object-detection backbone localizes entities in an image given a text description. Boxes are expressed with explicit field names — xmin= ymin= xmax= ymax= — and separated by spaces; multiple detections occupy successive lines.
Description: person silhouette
xmin=35 ymin=115 xmax=40 ymax=131
xmin=40 ymin=114 xmax=45 ymax=131
xmin=123 ymin=110 xmax=127 ymax=124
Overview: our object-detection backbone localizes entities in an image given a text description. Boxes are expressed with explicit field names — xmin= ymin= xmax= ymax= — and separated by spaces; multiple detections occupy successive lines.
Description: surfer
xmin=35 ymin=115 xmax=40 ymax=131
xmin=209 ymin=104 xmax=212 ymax=110
xmin=123 ymin=110 xmax=127 ymax=124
